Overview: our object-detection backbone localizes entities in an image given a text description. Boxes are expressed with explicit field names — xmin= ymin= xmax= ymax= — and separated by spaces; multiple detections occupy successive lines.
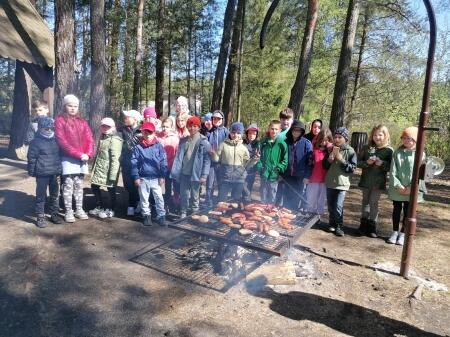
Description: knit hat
xmin=246 ymin=123 xmax=259 ymax=133
xmin=38 ymin=116 xmax=54 ymax=129
xmin=100 ymin=117 xmax=116 ymax=128
xmin=401 ymin=126 xmax=418 ymax=142
xmin=123 ymin=109 xmax=142 ymax=122
xmin=63 ymin=94 xmax=79 ymax=106
xmin=334 ymin=127 xmax=349 ymax=141
xmin=141 ymin=122 xmax=156 ymax=132
xmin=143 ymin=107 xmax=157 ymax=118
xmin=187 ymin=116 xmax=201 ymax=128
xmin=230 ymin=122 xmax=244 ymax=135
xmin=212 ymin=110 xmax=224 ymax=119
xmin=202 ymin=112 xmax=212 ymax=122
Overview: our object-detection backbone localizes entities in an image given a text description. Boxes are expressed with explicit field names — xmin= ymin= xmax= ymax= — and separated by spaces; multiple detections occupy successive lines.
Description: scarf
xmin=40 ymin=130 xmax=54 ymax=139
xmin=140 ymin=136 xmax=158 ymax=148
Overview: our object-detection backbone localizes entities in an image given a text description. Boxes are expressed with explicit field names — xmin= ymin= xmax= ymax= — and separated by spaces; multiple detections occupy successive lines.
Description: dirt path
xmin=0 ymin=157 xmax=449 ymax=337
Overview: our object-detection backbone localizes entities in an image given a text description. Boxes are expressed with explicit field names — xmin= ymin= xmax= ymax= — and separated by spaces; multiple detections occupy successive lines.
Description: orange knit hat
xmin=401 ymin=126 xmax=418 ymax=142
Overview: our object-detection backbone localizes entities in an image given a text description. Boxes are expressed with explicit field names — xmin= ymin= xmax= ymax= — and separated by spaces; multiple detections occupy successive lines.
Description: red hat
xmin=141 ymin=122 xmax=156 ymax=132
xmin=143 ymin=107 xmax=157 ymax=118
xmin=187 ymin=116 xmax=201 ymax=128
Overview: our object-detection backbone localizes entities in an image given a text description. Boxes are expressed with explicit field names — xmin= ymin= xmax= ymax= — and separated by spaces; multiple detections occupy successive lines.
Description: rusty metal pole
xmin=400 ymin=0 xmax=436 ymax=278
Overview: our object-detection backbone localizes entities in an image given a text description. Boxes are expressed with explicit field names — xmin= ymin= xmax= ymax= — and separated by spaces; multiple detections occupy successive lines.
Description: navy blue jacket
xmin=27 ymin=134 xmax=62 ymax=177
xmin=206 ymin=125 xmax=229 ymax=150
xmin=131 ymin=140 xmax=168 ymax=181
xmin=284 ymin=137 xmax=313 ymax=178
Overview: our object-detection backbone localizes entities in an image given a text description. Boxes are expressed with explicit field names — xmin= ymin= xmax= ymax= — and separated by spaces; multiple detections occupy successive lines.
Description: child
xmin=201 ymin=112 xmax=213 ymax=136
xmin=323 ymin=127 xmax=357 ymax=237
xmin=304 ymin=119 xmax=323 ymax=143
xmin=119 ymin=109 xmax=142 ymax=216
xmin=55 ymin=94 xmax=94 ymax=223
xmin=358 ymin=125 xmax=393 ymax=238
xmin=211 ymin=122 xmax=249 ymax=202
xmin=277 ymin=108 xmax=294 ymax=141
xmin=157 ymin=117 xmax=180 ymax=212
xmin=256 ymin=120 xmax=288 ymax=204
xmin=305 ymin=128 xmax=333 ymax=217
xmin=25 ymin=100 xmax=50 ymax=144
xmin=176 ymin=96 xmax=190 ymax=115
xmin=281 ymin=120 xmax=313 ymax=211
xmin=131 ymin=122 xmax=168 ymax=226
xmin=387 ymin=126 xmax=425 ymax=246
xmin=171 ymin=116 xmax=211 ymax=217
xmin=89 ymin=118 xmax=123 ymax=219
xmin=27 ymin=117 xmax=63 ymax=227
xmin=176 ymin=113 xmax=190 ymax=139
xmin=143 ymin=106 xmax=162 ymax=132
xmin=242 ymin=123 xmax=260 ymax=202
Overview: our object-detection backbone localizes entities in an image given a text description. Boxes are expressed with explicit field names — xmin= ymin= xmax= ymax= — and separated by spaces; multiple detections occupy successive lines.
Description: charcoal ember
xmin=179 ymin=241 xmax=218 ymax=271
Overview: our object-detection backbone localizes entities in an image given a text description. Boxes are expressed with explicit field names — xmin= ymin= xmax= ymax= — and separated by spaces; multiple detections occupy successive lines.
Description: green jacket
xmin=388 ymin=146 xmax=426 ymax=202
xmin=91 ymin=133 xmax=123 ymax=187
xmin=256 ymin=137 xmax=288 ymax=182
xmin=358 ymin=145 xmax=393 ymax=190
xmin=323 ymin=144 xmax=357 ymax=190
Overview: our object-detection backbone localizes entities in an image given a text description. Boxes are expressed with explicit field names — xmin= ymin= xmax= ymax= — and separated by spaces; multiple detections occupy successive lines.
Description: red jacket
xmin=55 ymin=114 xmax=94 ymax=159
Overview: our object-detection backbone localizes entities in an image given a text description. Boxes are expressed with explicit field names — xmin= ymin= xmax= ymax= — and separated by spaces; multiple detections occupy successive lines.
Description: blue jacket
xmin=206 ymin=125 xmax=229 ymax=150
xmin=131 ymin=140 xmax=168 ymax=181
xmin=171 ymin=134 xmax=211 ymax=182
xmin=284 ymin=137 xmax=313 ymax=178
xmin=27 ymin=133 xmax=62 ymax=177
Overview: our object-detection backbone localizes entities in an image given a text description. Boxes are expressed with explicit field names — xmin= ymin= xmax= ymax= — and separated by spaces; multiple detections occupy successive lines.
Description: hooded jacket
xmin=323 ymin=143 xmax=357 ymax=190
xmin=284 ymin=121 xmax=313 ymax=178
xmin=91 ymin=132 xmax=123 ymax=187
xmin=27 ymin=133 xmax=62 ymax=177
xmin=131 ymin=138 xmax=168 ymax=181
xmin=256 ymin=136 xmax=288 ymax=182
xmin=207 ymin=125 xmax=229 ymax=151
xmin=55 ymin=114 xmax=95 ymax=160
xmin=212 ymin=138 xmax=250 ymax=183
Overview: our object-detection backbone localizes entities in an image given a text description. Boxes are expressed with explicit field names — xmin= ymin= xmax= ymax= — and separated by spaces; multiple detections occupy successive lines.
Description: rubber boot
xmin=358 ymin=218 xmax=369 ymax=235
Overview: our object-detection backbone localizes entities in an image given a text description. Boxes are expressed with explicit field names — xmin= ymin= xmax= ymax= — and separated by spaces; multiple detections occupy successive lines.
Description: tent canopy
xmin=0 ymin=0 xmax=54 ymax=67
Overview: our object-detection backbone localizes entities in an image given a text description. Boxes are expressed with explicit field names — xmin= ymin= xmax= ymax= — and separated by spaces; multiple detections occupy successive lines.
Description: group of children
xmin=26 ymin=96 xmax=424 ymax=246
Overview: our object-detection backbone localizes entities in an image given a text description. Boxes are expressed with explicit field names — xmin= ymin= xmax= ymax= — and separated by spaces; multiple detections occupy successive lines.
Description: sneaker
xmin=143 ymin=215 xmax=152 ymax=226
xmin=64 ymin=211 xmax=76 ymax=223
xmin=335 ymin=226 xmax=345 ymax=237
xmin=74 ymin=209 xmax=89 ymax=220
xmin=367 ymin=220 xmax=378 ymax=238
xmin=99 ymin=209 xmax=114 ymax=219
xmin=50 ymin=213 xmax=63 ymax=224
xmin=328 ymin=226 xmax=336 ymax=232
xmin=396 ymin=232 xmax=405 ymax=246
xmin=89 ymin=207 xmax=104 ymax=216
xmin=156 ymin=215 xmax=166 ymax=227
xmin=127 ymin=207 xmax=135 ymax=216
xmin=36 ymin=215 xmax=48 ymax=228
xmin=180 ymin=211 xmax=187 ymax=218
xmin=387 ymin=231 xmax=399 ymax=244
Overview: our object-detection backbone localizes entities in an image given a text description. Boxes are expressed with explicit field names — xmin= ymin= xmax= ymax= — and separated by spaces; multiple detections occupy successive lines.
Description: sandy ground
xmin=0 ymin=155 xmax=449 ymax=337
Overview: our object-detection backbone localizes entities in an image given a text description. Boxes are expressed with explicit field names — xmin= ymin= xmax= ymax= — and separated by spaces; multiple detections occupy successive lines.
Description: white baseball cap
xmin=122 ymin=110 xmax=142 ymax=121
xmin=100 ymin=117 xmax=116 ymax=128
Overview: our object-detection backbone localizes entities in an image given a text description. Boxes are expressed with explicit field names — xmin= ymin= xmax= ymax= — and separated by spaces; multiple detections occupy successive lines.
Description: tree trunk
xmin=346 ymin=5 xmax=369 ymax=128
xmin=54 ymin=0 xmax=76 ymax=113
xmin=132 ymin=0 xmax=144 ymax=110
xmin=90 ymin=0 xmax=106 ymax=144
xmin=329 ymin=0 xmax=360 ymax=131
xmin=122 ymin=5 xmax=131 ymax=108
xmin=155 ymin=0 xmax=166 ymax=116
xmin=210 ymin=0 xmax=237 ymax=112
xmin=108 ymin=0 xmax=121 ymax=118
xmin=168 ymin=49 xmax=172 ymax=115
xmin=288 ymin=0 xmax=319 ymax=119
xmin=236 ymin=0 xmax=246 ymax=122
xmin=222 ymin=0 xmax=245 ymax=125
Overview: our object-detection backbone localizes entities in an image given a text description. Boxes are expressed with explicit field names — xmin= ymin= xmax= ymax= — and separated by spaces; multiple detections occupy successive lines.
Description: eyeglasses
xmin=401 ymin=136 xmax=415 ymax=142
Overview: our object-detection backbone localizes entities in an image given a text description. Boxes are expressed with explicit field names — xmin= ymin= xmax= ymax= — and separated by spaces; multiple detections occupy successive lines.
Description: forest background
xmin=0 ymin=0 xmax=449 ymax=160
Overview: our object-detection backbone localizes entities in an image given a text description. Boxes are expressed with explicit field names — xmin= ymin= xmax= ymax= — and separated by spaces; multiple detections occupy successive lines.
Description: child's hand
xmin=374 ymin=158 xmax=383 ymax=166
xmin=81 ymin=153 xmax=89 ymax=161
xmin=158 ymin=178 xmax=165 ymax=186
xmin=367 ymin=158 xmax=375 ymax=165
xmin=134 ymin=179 xmax=141 ymax=187
xmin=199 ymin=177 xmax=207 ymax=184
xmin=303 ymin=178 xmax=309 ymax=185
xmin=335 ymin=152 xmax=343 ymax=161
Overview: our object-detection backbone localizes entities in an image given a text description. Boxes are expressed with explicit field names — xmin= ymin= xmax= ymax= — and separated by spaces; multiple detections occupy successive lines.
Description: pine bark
xmin=132 ymin=0 xmax=145 ymax=109
xmin=108 ymin=0 xmax=122 ymax=118
xmin=155 ymin=0 xmax=166 ymax=116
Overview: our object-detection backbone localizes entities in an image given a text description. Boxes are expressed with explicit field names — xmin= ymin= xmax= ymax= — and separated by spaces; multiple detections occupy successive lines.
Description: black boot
xmin=367 ymin=220 xmax=378 ymax=238
xmin=358 ymin=218 xmax=369 ymax=235
xmin=36 ymin=215 xmax=48 ymax=228
xmin=50 ymin=213 xmax=63 ymax=224
xmin=335 ymin=224 xmax=345 ymax=237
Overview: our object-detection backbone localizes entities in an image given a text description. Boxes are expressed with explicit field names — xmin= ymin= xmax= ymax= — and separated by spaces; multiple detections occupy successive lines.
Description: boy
xmin=242 ymin=124 xmax=260 ymax=202
xmin=25 ymin=100 xmax=50 ymax=144
xmin=131 ymin=122 xmax=168 ymax=226
xmin=323 ymin=127 xmax=357 ymax=237
xmin=171 ymin=116 xmax=211 ymax=217
xmin=277 ymin=108 xmax=294 ymax=141
xmin=256 ymin=120 xmax=288 ymax=204
xmin=27 ymin=117 xmax=63 ymax=227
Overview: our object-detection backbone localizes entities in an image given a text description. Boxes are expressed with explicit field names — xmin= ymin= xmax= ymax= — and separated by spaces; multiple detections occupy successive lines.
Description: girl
xmin=143 ymin=106 xmax=162 ymax=132
xmin=387 ymin=126 xmax=425 ymax=246
xmin=358 ymin=125 xmax=393 ymax=237
xmin=89 ymin=118 xmax=123 ymax=218
xmin=305 ymin=119 xmax=323 ymax=143
xmin=242 ymin=124 xmax=260 ymax=202
xmin=305 ymin=127 xmax=333 ymax=217
xmin=55 ymin=94 xmax=94 ymax=223
xmin=176 ymin=113 xmax=190 ymax=139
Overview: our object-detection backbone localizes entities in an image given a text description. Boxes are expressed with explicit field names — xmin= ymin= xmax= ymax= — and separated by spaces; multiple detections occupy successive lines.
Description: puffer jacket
xmin=157 ymin=131 xmax=179 ymax=170
xmin=55 ymin=114 xmax=94 ymax=159
xmin=256 ymin=137 xmax=288 ymax=182
xmin=131 ymin=139 xmax=168 ymax=181
xmin=358 ymin=145 xmax=393 ymax=190
xmin=212 ymin=138 xmax=250 ymax=183
xmin=323 ymin=143 xmax=357 ymax=190
xmin=27 ymin=133 xmax=62 ymax=177
xmin=284 ymin=137 xmax=313 ymax=178
xmin=91 ymin=132 xmax=123 ymax=187
xmin=25 ymin=117 xmax=41 ymax=145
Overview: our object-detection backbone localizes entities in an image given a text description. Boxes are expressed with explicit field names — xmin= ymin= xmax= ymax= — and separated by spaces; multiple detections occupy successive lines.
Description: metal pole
xmin=400 ymin=0 xmax=436 ymax=277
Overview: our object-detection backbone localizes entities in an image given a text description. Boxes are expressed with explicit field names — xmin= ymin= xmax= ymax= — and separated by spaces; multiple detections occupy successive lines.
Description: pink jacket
xmin=309 ymin=147 xmax=328 ymax=183
xmin=157 ymin=131 xmax=179 ymax=169
xmin=55 ymin=114 xmax=95 ymax=159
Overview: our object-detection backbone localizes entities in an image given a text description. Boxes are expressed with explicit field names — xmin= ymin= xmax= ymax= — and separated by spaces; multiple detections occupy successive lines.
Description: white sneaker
xmin=396 ymin=232 xmax=405 ymax=246
xmin=387 ymin=231 xmax=399 ymax=244
xmin=74 ymin=209 xmax=89 ymax=220
xmin=64 ymin=211 xmax=76 ymax=223
xmin=99 ymin=209 xmax=114 ymax=219
xmin=89 ymin=207 xmax=104 ymax=216
xmin=127 ymin=207 xmax=135 ymax=216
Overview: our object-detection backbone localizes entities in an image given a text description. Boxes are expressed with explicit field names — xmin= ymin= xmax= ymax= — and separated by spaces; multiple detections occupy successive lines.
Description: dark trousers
xmin=36 ymin=175 xmax=59 ymax=215
xmin=281 ymin=176 xmax=305 ymax=211
xmin=91 ymin=184 xmax=116 ymax=210
xmin=121 ymin=162 xmax=139 ymax=208
xmin=218 ymin=182 xmax=244 ymax=202
xmin=392 ymin=200 xmax=409 ymax=232
xmin=327 ymin=188 xmax=347 ymax=227
xmin=242 ymin=171 xmax=257 ymax=201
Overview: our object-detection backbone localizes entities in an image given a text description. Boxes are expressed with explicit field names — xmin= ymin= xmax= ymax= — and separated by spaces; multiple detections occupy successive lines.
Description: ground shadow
xmin=0 ymin=189 xmax=35 ymax=224
xmin=246 ymin=277 xmax=443 ymax=337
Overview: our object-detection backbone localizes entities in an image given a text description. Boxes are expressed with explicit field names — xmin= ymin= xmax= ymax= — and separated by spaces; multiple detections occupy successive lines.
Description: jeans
xmin=179 ymin=174 xmax=201 ymax=213
xmin=281 ymin=176 xmax=305 ymax=211
xmin=91 ymin=184 xmax=116 ymax=210
xmin=305 ymin=182 xmax=327 ymax=215
xmin=260 ymin=177 xmax=278 ymax=204
xmin=327 ymin=188 xmax=347 ymax=227
xmin=218 ymin=182 xmax=244 ymax=202
xmin=138 ymin=178 xmax=165 ymax=218
xmin=392 ymin=200 xmax=409 ymax=232
xmin=35 ymin=175 xmax=59 ymax=215
xmin=361 ymin=188 xmax=382 ymax=222
xmin=122 ymin=161 xmax=139 ymax=208
xmin=205 ymin=164 xmax=217 ymax=204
